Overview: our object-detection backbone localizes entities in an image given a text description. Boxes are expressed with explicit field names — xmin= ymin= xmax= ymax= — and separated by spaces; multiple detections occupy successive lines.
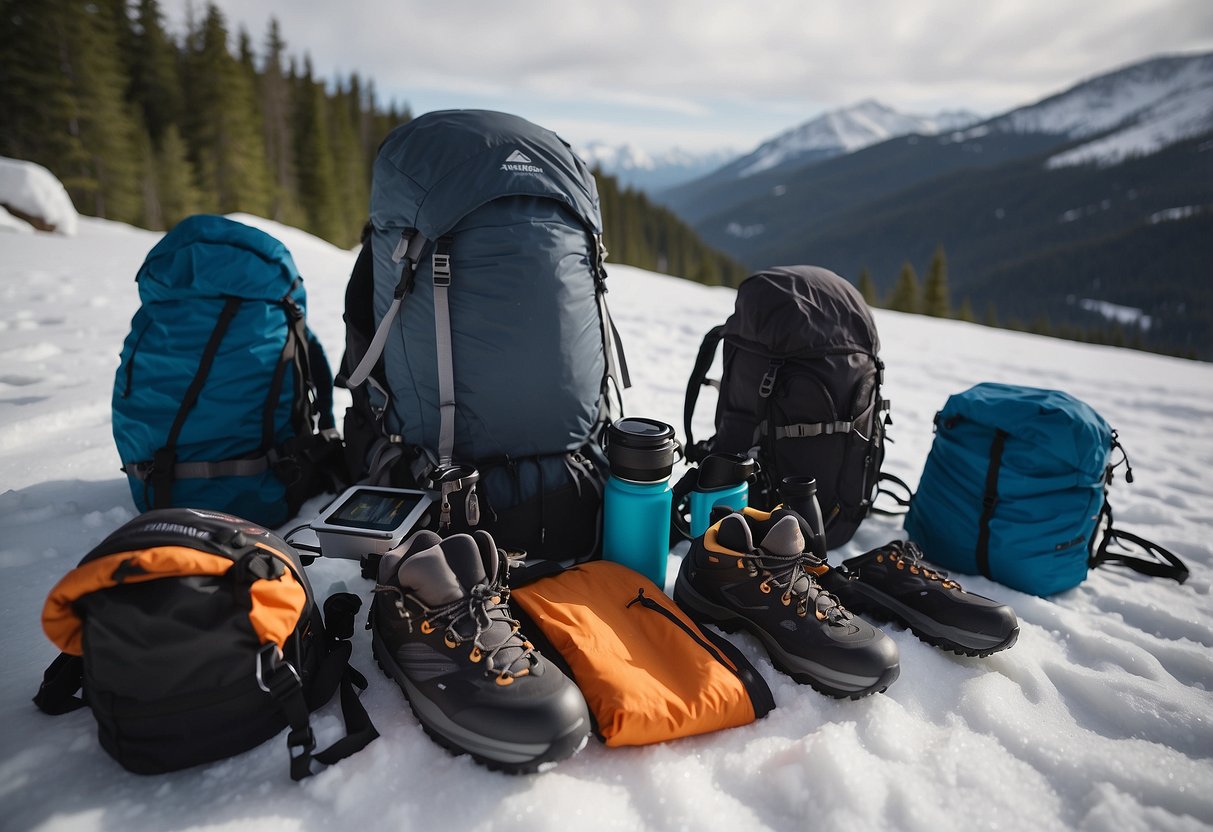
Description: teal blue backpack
xmin=904 ymin=383 xmax=1188 ymax=596
xmin=112 ymin=215 xmax=343 ymax=528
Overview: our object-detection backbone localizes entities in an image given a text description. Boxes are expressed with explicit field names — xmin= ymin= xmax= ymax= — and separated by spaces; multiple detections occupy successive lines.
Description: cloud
xmin=163 ymin=0 xmax=1213 ymax=150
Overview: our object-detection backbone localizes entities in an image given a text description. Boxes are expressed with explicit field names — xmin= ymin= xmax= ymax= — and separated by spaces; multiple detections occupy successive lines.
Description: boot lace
xmin=880 ymin=541 xmax=960 ymax=589
xmin=743 ymin=547 xmax=851 ymax=624
xmin=376 ymin=580 xmax=537 ymax=684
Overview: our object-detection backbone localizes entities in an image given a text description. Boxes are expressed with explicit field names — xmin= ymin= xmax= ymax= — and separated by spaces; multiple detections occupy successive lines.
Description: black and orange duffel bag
xmin=511 ymin=559 xmax=774 ymax=747
xmin=35 ymin=508 xmax=377 ymax=780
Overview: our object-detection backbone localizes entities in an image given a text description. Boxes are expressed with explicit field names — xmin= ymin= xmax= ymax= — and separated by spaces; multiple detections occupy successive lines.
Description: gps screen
xmin=323 ymin=489 xmax=424 ymax=532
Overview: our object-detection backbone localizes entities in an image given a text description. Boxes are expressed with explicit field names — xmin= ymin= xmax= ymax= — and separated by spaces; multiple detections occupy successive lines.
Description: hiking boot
xmin=370 ymin=529 xmax=590 ymax=773
xmin=821 ymin=540 xmax=1019 ymax=657
xmin=674 ymin=508 xmax=900 ymax=699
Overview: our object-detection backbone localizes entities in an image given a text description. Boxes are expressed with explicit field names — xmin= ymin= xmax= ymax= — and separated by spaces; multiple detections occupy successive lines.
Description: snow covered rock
xmin=0 ymin=156 xmax=79 ymax=236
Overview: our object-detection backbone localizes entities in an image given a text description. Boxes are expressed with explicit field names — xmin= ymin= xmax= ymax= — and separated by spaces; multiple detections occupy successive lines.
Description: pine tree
xmin=260 ymin=18 xmax=303 ymax=225
xmin=887 ymin=262 xmax=921 ymax=313
xmin=923 ymin=244 xmax=951 ymax=317
xmin=293 ymin=55 xmax=342 ymax=242
xmin=130 ymin=0 xmax=184 ymax=148
xmin=328 ymin=74 xmax=369 ymax=245
xmin=857 ymin=267 xmax=878 ymax=306
xmin=984 ymin=302 xmax=999 ymax=328
xmin=182 ymin=4 xmax=271 ymax=216
xmin=7 ymin=1 xmax=145 ymax=223
xmin=956 ymin=297 xmax=977 ymax=323
xmin=156 ymin=123 xmax=201 ymax=227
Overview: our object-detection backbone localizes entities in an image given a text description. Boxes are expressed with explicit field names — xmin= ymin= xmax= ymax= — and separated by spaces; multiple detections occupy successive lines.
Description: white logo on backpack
xmin=502 ymin=148 xmax=543 ymax=174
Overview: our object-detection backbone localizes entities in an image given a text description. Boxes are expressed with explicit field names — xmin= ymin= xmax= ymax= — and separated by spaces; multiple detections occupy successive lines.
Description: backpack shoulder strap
xmin=345 ymin=229 xmax=428 ymax=389
xmin=683 ymin=325 xmax=726 ymax=462
xmin=1089 ymin=502 xmax=1189 ymax=584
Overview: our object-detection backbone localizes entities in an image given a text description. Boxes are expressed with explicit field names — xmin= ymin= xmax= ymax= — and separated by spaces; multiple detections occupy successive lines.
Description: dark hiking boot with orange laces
xmin=371 ymin=530 xmax=590 ymax=773
xmin=821 ymin=540 xmax=1019 ymax=657
xmin=674 ymin=508 xmax=899 ymax=699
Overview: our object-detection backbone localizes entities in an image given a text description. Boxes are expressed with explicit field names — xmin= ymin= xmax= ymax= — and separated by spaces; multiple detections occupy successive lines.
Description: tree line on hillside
xmin=0 ymin=0 xmax=746 ymax=284
xmin=855 ymin=245 xmax=1181 ymax=357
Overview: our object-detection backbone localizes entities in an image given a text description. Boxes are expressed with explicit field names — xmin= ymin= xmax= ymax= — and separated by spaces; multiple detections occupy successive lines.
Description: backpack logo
xmin=501 ymin=148 xmax=543 ymax=175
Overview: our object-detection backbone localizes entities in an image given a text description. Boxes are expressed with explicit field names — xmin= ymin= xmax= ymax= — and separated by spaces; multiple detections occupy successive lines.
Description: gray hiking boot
xmin=371 ymin=529 xmax=590 ymax=773
xmin=674 ymin=508 xmax=900 ymax=699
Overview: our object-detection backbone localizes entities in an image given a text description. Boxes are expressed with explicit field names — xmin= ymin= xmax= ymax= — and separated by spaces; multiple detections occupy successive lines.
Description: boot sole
xmin=839 ymin=581 xmax=1020 ymax=658
xmin=372 ymin=631 xmax=589 ymax=774
xmin=674 ymin=571 xmax=898 ymax=700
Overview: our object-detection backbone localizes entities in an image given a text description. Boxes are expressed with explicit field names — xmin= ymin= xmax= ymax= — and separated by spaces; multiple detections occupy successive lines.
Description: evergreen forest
xmin=0 ymin=0 xmax=747 ymax=286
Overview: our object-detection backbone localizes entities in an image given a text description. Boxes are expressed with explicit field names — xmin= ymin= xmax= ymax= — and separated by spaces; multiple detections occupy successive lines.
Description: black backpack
xmin=682 ymin=266 xmax=898 ymax=548
xmin=36 ymin=509 xmax=377 ymax=780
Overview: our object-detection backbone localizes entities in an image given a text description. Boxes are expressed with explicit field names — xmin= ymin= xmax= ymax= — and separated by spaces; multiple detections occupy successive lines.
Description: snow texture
xmin=0 ymin=157 xmax=79 ymax=236
xmin=1 ymin=211 xmax=1211 ymax=832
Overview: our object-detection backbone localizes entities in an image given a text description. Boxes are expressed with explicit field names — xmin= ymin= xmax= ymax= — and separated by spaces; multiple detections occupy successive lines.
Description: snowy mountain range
xmin=729 ymin=100 xmax=981 ymax=179
xmin=576 ymin=141 xmax=738 ymax=193
xmin=975 ymin=53 xmax=1213 ymax=168
xmin=658 ymin=51 xmax=1213 ymax=359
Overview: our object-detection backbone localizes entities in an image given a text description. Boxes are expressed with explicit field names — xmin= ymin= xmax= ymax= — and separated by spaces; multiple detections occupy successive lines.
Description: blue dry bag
xmin=112 ymin=215 xmax=342 ymax=527
xmin=904 ymin=383 xmax=1187 ymax=596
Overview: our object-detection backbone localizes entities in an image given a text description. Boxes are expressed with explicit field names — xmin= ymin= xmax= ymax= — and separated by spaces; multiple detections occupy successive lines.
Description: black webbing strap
xmin=148 ymin=297 xmax=243 ymax=508
xmin=870 ymin=472 xmax=913 ymax=517
xmin=263 ymin=286 xmax=307 ymax=452
xmin=975 ymin=429 xmax=1008 ymax=579
xmin=33 ymin=653 xmax=86 ymax=715
xmin=683 ymin=325 xmax=725 ymax=462
xmin=669 ymin=467 xmax=700 ymax=541
xmin=626 ymin=588 xmax=775 ymax=717
xmin=1090 ymin=502 xmax=1189 ymax=584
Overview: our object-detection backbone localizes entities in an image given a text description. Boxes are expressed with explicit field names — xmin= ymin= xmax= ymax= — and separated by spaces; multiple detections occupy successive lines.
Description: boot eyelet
xmin=781 ymin=592 xmax=792 ymax=607
xmin=815 ymin=608 xmax=828 ymax=621
xmin=736 ymin=559 xmax=746 ymax=569
xmin=759 ymin=580 xmax=772 ymax=594
xmin=910 ymin=566 xmax=920 ymax=575
xmin=444 ymin=632 xmax=459 ymax=649
xmin=420 ymin=620 xmax=435 ymax=634
xmin=875 ymin=554 xmax=884 ymax=563
xmin=895 ymin=561 xmax=905 ymax=570
xmin=469 ymin=646 xmax=482 ymax=662
xmin=495 ymin=673 xmax=514 ymax=686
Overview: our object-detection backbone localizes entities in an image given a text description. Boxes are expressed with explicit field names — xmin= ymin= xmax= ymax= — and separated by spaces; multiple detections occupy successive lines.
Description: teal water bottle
xmin=603 ymin=418 xmax=681 ymax=587
xmin=689 ymin=453 xmax=758 ymax=537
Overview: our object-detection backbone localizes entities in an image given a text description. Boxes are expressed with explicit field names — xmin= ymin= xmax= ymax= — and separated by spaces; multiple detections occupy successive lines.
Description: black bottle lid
xmin=606 ymin=418 xmax=679 ymax=483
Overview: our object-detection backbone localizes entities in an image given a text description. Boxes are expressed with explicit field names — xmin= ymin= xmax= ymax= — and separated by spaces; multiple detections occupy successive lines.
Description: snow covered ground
xmin=1 ymin=207 xmax=1211 ymax=832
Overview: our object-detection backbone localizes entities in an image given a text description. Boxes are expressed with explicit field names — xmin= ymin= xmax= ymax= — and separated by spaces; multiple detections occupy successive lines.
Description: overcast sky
xmin=164 ymin=0 xmax=1213 ymax=156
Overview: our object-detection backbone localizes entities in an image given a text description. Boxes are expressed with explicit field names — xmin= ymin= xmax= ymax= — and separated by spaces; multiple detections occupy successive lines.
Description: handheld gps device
xmin=310 ymin=486 xmax=434 ymax=559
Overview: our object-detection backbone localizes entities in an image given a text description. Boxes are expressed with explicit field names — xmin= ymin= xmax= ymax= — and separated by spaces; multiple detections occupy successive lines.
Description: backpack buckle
xmin=432 ymin=238 xmax=453 ymax=287
xmin=432 ymin=253 xmax=452 ymax=287
xmin=758 ymin=360 xmax=784 ymax=399
xmin=256 ymin=644 xmax=301 ymax=699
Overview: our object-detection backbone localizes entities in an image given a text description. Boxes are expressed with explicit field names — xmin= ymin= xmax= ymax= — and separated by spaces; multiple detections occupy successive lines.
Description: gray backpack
xmin=341 ymin=110 xmax=629 ymax=560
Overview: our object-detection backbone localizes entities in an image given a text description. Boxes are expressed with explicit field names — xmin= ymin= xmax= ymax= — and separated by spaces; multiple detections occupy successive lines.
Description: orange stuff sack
xmin=35 ymin=508 xmax=376 ymax=780
xmin=511 ymin=560 xmax=773 ymax=746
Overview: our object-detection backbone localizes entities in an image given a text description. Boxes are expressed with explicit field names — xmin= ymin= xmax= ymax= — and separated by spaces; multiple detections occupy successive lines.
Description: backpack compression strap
xmin=140 ymin=297 xmax=243 ymax=508
xmin=683 ymin=325 xmax=725 ymax=463
xmin=345 ymin=229 xmax=429 ymax=389
xmin=974 ymin=429 xmax=1009 ymax=579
